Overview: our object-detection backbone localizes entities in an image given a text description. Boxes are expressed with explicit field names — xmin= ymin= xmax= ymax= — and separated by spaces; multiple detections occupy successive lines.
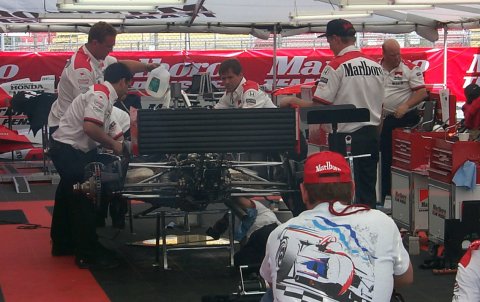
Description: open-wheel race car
xmin=73 ymin=107 xmax=305 ymax=215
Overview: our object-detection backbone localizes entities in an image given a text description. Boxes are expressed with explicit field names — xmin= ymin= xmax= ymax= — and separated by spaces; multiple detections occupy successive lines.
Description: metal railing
xmin=0 ymin=29 xmax=477 ymax=52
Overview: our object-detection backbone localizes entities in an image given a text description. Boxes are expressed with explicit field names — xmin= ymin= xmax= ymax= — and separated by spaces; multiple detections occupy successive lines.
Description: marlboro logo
xmin=316 ymin=161 xmax=341 ymax=173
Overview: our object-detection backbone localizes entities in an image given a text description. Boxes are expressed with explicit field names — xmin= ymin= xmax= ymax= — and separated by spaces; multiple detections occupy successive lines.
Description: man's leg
xmin=352 ymin=127 xmax=379 ymax=209
xmin=380 ymin=116 xmax=396 ymax=205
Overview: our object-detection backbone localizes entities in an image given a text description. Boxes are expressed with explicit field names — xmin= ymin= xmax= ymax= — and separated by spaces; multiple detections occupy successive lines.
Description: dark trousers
xmin=380 ymin=110 xmax=420 ymax=203
xmin=234 ymin=223 xmax=278 ymax=268
xmin=328 ymin=126 xmax=379 ymax=209
xmin=49 ymin=140 xmax=99 ymax=259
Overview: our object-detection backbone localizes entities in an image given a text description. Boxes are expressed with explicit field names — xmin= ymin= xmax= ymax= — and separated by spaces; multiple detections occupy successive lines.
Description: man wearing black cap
xmin=280 ymin=19 xmax=384 ymax=208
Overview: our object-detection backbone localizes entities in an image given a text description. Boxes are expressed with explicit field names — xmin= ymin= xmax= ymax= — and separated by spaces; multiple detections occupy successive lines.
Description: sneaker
xmin=206 ymin=227 xmax=221 ymax=240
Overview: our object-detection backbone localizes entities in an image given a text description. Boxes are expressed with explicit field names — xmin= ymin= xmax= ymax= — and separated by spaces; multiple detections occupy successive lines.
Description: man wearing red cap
xmin=260 ymin=151 xmax=412 ymax=302
xmin=280 ymin=19 xmax=384 ymax=209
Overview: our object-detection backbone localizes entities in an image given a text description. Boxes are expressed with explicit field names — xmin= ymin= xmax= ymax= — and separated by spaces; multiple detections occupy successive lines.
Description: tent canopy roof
xmin=1 ymin=0 xmax=480 ymax=41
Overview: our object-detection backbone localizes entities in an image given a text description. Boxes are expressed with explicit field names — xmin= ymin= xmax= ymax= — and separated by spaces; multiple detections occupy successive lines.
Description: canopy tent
xmin=1 ymin=1 xmax=480 ymax=42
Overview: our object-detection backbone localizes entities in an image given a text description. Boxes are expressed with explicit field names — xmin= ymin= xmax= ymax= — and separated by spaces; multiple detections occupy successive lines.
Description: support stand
xmin=306 ymin=105 xmax=370 ymax=152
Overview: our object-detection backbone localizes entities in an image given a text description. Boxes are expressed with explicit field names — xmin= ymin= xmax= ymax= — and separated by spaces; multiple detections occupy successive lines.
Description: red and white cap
xmin=303 ymin=151 xmax=352 ymax=184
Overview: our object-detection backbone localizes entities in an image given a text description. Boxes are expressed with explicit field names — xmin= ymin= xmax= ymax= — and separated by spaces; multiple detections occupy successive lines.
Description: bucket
xmin=145 ymin=66 xmax=170 ymax=98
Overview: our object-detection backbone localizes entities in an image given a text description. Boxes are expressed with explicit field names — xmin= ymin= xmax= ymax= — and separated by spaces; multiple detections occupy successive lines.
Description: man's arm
xmin=119 ymin=60 xmax=159 ymax=73
xmin=395 ymin=88 xmax=427 ymax=118
xmin=84 ymin=121 xmax=123 ymax=155
xmin=279 ymin=96 xmax=316 ymax=108
xmin=394 ymin=261 xmax=413 ymax=287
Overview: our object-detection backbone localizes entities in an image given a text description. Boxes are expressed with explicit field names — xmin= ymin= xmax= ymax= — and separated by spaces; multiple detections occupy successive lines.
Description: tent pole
xmin=443 ymin=26 xmax=448 ymax=89
xmin=272 ymin=24 xmax=278 ymax=98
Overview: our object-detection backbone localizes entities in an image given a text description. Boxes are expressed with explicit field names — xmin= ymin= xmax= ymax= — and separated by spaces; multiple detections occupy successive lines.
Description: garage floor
xmin=0 ymin=182 xmax=456 ymax=302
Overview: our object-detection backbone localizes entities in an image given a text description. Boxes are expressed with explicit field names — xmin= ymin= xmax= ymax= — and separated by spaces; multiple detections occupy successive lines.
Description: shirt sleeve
xmin=408 ymin=65 xmax=426 ymax=90
xmin=372 ymin=216 xmax=410 ymax=301
xmin=214 ymin=93 xmax=231 ymax=109
xmin=453 ymin=250 xmax=480 ymax=301
xmin=259 ymin=234 xmax=274 ymax=284
xmin=313 ymin=65 xmax=337 ymax=105
xmin=241 ymin=88 xmax=272 ymax=108
xmin=108 ymin=119 xmax=124 ymax=140
xmin=84 ymin=91 xmax=109 ymax=127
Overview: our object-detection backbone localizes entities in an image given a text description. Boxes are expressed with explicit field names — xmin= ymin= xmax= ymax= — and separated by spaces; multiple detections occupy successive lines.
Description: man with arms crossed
xmin=380 ymin=39 xmax=427 ymax=205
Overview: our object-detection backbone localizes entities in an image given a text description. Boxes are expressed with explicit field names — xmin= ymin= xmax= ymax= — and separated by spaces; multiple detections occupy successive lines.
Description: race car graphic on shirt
xmin=274 ymin=216 xmax=375 ymax=302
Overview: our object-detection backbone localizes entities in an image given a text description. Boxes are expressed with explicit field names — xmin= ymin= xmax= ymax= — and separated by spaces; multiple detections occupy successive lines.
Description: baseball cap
xmin=464 ymin=83 xmax=480 ymax=103
xmin=319 ymin=19 xmax=356 ymax=38
xmin=303 ymin=151 xmax=352 ymax=184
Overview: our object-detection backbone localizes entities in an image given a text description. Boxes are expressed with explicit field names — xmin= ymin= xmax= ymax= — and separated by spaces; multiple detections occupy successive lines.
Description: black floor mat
xmin=0 ymin=209 xmax=28 ymax=225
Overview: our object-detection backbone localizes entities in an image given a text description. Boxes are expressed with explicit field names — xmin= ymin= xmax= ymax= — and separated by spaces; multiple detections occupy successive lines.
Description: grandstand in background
xmin=0 ymin=29 xmax=477 ymax=52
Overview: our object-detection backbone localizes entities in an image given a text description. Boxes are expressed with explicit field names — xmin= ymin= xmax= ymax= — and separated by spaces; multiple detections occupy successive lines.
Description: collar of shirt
xmin=102 ymin=81 xmax=119 ymax=102
xmin=81 ymin=44 xmax=104 ymax=71
xmin=337 ymin=45 xmax=360 ymax=57
xmin=226 ymin=77 xmax=247 ymax=104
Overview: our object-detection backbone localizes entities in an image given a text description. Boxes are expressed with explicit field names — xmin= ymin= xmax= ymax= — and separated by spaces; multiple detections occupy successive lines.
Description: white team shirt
xmin=214 ymin=78 xmax=276 ymax=109
xmin=453 ymin=241 xmax=480 ymax=302
xmin=313 ymin=45 xmax=384 ymax=133
xmin=382 ymin=59 xmax=426 ymax=113
xmin=52 ymin=82 xmax=122 ymax=153
xmin=48 ymin=44 xmax=117 ymax=127
xmin=260 ymin=202 xmax=410 ymax=302
xmin=110 ymin=106 xmax=130 ymax=135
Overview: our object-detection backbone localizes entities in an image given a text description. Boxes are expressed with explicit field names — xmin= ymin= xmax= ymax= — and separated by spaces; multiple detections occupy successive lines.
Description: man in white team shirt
xmin=280 ymin=19 xmax=384 ymax=208
xmin=49 ymin=63 xmax=131 ymax=269
xmin=380 ymin=39 xmax=427 ymax=205
xmin=48 ymin=21 xmax=158 ymax=132
xmin=453 ymin=240 xmax=480 ymax=301
xmin=214 ymin=58 xmax=276 ymax=109
xmin=260 ymin=151 xmax=413 ymax=302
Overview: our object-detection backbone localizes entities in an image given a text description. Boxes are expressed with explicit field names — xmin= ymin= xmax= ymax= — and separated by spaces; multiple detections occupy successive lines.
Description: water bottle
xmin=145 ymin=66 xmax=171 ymax=99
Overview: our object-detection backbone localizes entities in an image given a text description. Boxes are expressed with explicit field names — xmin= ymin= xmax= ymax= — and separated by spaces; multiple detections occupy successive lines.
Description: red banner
xmin=0 ymin=47 xmax=478 ymax=101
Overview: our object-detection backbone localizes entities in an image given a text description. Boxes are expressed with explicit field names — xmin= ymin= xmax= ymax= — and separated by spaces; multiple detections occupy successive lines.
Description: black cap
xmin=464 ymin=83 xmax=480 ymax=104
xmin=319 ymin=19 xmax=356 ymax=38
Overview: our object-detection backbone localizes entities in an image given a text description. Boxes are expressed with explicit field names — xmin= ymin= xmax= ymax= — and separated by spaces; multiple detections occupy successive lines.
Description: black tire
xmin=275 ymin=236 xmax=297 ymax=281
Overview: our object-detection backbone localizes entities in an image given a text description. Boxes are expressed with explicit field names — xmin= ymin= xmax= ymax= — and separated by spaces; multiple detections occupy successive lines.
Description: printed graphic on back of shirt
xmin=274 ymin=215 xmax=375 ymax=302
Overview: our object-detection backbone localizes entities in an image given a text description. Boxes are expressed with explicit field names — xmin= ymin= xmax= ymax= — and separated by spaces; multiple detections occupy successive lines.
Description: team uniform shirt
xmin=52 ymin=82 xmax=122 ymax=153
xmin=462 ymin=96 xmax=480 ymax=130
xmin=48 ymin=45 xmax=117 ymax=127
xmin=382 ymin=59 xmax=426 ymax=114
xmin=453 ymin=240 xmax=480 ymax=302
xmin=313 ymin=45 xmax=384 ymax=133
xmin=260 ymin=202 xmax=410 ymax=302
xmin=110 ymin=106 xmax=130 ymax=135
xmin=246 ymin=200 xmax=280 ymax=240
xmin=214 ymin=78 xmax=276 ymax=109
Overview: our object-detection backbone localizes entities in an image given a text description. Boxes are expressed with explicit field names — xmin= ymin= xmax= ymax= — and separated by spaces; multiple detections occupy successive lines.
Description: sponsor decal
xmin=432 ymin=204 xmax=447 ymax=219
xmin=319 ymin=77 xmax=328 ymax=84
xmin=245 ymin=98 xmax=256 ymax=105
xmin=419 ymin=189 xmax=428 ymax=211
xmin=315 ymin=161 xmax=341 ymax=173
xmin=9 ymin=83 xmax=44 ymax=91
xmin=394 ymin=191 xmax=407 ymax=205
xmin=464 ymin=53 xmax=480 ymax=87
xmin=343 ymin=61 xmax=383 ymax=77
